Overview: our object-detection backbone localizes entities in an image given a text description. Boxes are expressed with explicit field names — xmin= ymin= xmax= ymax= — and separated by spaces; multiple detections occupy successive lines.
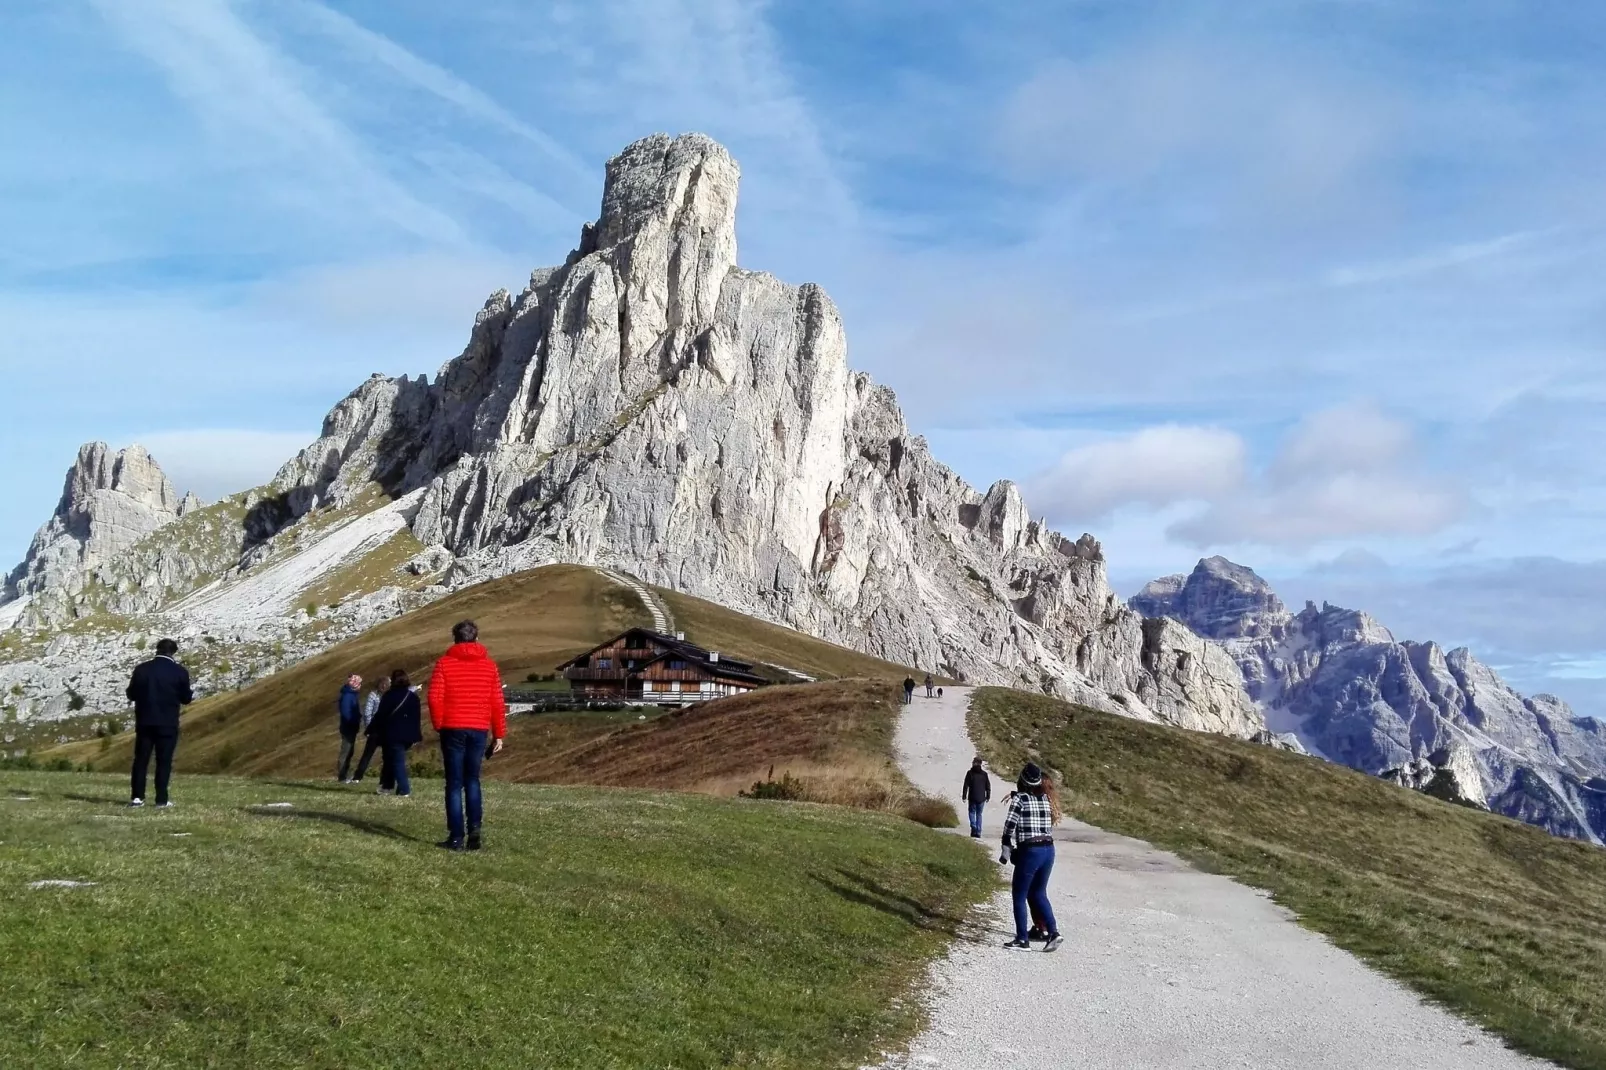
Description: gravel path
xmin=885 ymin=686 xmax=1550 ymax=1070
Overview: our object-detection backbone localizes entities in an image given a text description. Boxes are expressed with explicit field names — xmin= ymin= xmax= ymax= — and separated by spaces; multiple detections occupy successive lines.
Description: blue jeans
xmin=968 ymin=801 xmax=985 ymax=836
xmin=1011 ymin=843 xmax=1057 ymax=940
xmin=439 ymin=729 xmax=487 ymax=841
xmin=383 ymin=742 xmax=412 ymax=796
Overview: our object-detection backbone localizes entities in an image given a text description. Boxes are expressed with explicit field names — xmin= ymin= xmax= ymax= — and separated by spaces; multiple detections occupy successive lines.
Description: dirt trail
xmin=885 ymin=686 xmax=1550 ymax=1070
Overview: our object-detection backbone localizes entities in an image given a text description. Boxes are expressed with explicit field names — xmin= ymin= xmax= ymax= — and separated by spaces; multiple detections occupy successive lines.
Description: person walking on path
xmin=369 ymin=669 xmax=423 ymax=797
xmin=924 ymin=673 xmax=935 ymax=697
xmin=126 ymin=638 xmax=193 ymax=808
xmin=428 ymin=621 xmax=507 ymax=851
xmin=961 ymin=757 xmax=991 ymax=838
xmin=903 ymin=676 xmax=916 ymax=705
xmin=335 ymin=674 xmax=363 ymax=782
xmin=351 ymin=676 xmax=390 ymax=784
xmin=1000 ymin=762 xmax=1063 ymax=952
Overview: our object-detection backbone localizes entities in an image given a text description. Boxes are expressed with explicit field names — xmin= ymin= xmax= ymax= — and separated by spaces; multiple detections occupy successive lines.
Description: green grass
xmin=969 ymin=686 xmax=1606 ymax=1070
xmin=0 ymin=771 xmax=993 ymax=1069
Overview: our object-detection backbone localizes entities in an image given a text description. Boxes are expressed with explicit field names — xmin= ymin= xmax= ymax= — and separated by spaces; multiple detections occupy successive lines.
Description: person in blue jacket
xmin=335 ymin=674 xmax=363 ymax=782
xmin=126 ymin=637 xmax=193 ymax=808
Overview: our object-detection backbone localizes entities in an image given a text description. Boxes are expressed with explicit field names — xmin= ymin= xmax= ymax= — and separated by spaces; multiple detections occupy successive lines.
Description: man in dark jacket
xmin=126 ymin=638 xmax=193 ymax=808
xmin=961 ymin=757 xmax=991 ymax=838
xmin=902 ymin=676 xmax=916 ymax=705
xmin=336 ymin=674 xmax=363 ymax=782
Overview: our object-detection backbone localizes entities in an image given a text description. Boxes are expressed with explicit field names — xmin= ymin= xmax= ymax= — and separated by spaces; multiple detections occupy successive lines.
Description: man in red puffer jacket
xmin=427 ymin=620 xmax=508 ymax=851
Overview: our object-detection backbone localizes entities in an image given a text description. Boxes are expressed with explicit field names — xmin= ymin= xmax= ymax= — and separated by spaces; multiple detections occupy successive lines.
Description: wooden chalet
xmin=556 ymin=629 xmax=767 ymax=705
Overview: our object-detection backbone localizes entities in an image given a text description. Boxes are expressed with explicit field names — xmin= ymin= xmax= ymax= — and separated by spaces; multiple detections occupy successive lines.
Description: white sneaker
xmin=129 ymin=798 xmax=144 ymax=808
xmin=156 ymin=801 xmax=176 ymax=809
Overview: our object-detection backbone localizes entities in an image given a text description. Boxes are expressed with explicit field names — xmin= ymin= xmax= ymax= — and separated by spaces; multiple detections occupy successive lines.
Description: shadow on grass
xmin=61 ymin=793 xmax=129 ymax=807
xmin=261 ymin=780 xmax=366 ymax=796
xmin=245 ymin=807 xmax=421 ymax=842
xmin=812 ymin=868 xmax=975 ymax=938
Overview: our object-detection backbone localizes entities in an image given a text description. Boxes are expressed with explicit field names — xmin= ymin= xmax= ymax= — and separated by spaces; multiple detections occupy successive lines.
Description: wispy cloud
xmin=88 ymin=0 xmax=466 ymax=246
xmin=1325 ymin=228 xmax=1554 ymax=287
xmin=283 ymin=0 xmax=595 ymax=193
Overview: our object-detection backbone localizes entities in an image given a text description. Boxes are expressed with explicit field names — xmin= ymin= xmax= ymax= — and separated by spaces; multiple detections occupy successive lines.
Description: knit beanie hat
xmin=1020 ymin=762 xmax=1043 ymax=788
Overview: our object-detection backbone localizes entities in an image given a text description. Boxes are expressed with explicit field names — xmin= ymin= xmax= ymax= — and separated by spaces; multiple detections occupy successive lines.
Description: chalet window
xmin=573 ymin=656 xmax=590 ymax=668
xmin=667 ymin=659 xmax=688 ymax=669
xmin=597 ymin=658 xmax=612 ymax=669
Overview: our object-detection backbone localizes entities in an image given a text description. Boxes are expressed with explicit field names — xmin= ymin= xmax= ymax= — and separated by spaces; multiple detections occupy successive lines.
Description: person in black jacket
xmin=961 ymin=757 xmax=991 ymax=838
xmin=368 ymin=668 xmax=423 ymax=798
xmin=125 ymin=638 xmax=193 ymax=808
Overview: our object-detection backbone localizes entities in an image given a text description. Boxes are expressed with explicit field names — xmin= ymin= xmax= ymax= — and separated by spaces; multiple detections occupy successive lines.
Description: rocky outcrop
xmin=1136 ymin=556 xmax=1606 ymax=843
xmin=269 ymin=133 xmax=1261 ymax=735
xmin=4 ymin=443 xmax=194 ymax=616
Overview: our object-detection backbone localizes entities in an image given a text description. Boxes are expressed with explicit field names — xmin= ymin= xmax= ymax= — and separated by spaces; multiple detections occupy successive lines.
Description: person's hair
xmin=972 ymin=757 xmax=984 ymax=766
xmin=154 ymin=638 xmax=179 ymax=656
xmin=375 ymin=675 xmax=390 ymax=690
xmin=452 ymin=620 xmax=478 ymax=644
xmin=390 ymin=668 xmax=410 ymax=690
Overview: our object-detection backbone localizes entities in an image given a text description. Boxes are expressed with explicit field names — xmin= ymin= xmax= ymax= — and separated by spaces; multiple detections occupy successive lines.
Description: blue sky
xmin=3 ymin=0 xmax=1605 ymax=713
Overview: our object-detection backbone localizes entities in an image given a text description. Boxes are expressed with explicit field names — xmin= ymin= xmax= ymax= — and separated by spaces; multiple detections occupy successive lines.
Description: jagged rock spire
xmin=4 ymin=442 xmax=188 ymax=603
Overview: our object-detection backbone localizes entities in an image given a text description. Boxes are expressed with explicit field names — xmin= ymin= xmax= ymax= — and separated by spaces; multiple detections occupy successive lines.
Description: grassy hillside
xmin=969 ymin=686 xmax=1606 ymax=1070
xmin=62 ymin=566 xmax=926 ymax=794
xmin=488 ymin=678 xmax=952 ymax=824
xmin=0 ymin=771 xmax=993 ymax=1069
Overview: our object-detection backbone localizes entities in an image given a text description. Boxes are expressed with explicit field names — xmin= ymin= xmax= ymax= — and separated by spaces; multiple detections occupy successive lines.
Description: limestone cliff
xmin=4 ymin=443 xmax=196 ymax=615
xmin=270 ymin=133 xmax=1260 ymax=734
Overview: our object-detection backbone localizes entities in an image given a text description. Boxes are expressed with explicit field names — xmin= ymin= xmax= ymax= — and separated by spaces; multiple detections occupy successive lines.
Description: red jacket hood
xmin=443 ymin=642 xmax=490 ymax=661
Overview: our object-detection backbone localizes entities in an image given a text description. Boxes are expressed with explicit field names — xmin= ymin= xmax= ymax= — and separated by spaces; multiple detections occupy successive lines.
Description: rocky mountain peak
xmin=1131 ymin=555 xmax=1290 ymax=640
xmin=261 ymin=131 xmax=1261 ymax=735
xmin=4 ymin=442 xmax=190 ymax=605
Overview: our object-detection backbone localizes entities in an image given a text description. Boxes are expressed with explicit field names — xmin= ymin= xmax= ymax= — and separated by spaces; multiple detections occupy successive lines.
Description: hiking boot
xmin=436 ymin=838 xmax=465 ymax=852
xmin=467 ymin=829 xmax=482 ymax=851
xmin=969 ymin=830 xmax=981 ymax=838
xmin=1003 ymin=938 xmax=1032 ymax=950
xmin=1043 ymin=934 xmax=1064 ymax=952
xmin=128 ymin=798 xmax=144 ymax=808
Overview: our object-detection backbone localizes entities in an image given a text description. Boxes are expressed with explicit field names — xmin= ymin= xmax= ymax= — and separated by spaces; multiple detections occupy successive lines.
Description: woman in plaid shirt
xmin=1000 ymin=762 xmax=1063 ymax=951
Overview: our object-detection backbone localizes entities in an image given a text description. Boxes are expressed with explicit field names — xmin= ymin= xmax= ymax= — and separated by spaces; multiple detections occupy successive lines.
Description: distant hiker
xmin=335 ymin=674 xmax=363 ymax=782
xmin=126 ymin=637 xmax=193 ymax=809
xmin=961 ymin=757 xmax=991 ymax=838
xmin=369 ymin=669 xmax=423 ymax=797
xmin=903 ymin=676 xmax=916 ymax=705
xmin=1000 ymin=762 xmax=1062 ymax=952
xmin=924 ymin=673 xmax=934 ymax=698
xmin=428 ymin=620 xmax=507 ymax=851
xmin=350 ymin=676 xmax=391 ymax=784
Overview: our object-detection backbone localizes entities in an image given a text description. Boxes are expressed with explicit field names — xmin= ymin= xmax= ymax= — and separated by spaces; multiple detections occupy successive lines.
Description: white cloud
xmin=1171 ymin=403 xmax=1461 ymax=547
xmin=133 ymin=430 xmax=316 ymax=501
xmin=1027 ymin=425 xmax=1246 ymax=521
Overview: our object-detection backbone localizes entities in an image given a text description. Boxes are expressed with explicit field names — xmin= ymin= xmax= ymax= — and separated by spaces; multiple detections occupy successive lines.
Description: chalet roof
xmin=556 ymin=628 xmax=766 ymax=684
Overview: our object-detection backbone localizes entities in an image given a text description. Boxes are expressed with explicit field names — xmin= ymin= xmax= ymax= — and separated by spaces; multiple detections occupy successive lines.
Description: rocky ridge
xmin=1133 ymin=556 xmax=1606 ymax=843
xmin=0 ymin=133 xmax=1259 ymax=740
xmin=264 ymin=132 xmax=1260 ymax=734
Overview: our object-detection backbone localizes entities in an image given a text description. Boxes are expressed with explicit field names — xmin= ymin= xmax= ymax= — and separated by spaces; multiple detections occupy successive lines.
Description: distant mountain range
xmin=1134 ymin=557 xmax=1606 ymax=843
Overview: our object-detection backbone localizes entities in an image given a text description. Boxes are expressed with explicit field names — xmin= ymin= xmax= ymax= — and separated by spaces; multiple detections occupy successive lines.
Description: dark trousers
xmin=336 ymin=730 xmax=358 ymax=780
xmin=131 ymin=726 xmax=179 ymax=805
xmin=383 ymin=742 xmax=412 ymax=796
xmin=353 ymin=736 xmax=382 ymax=782
xmin=1011 ymin=843 xmax=1057 ymax=940
xmin=968 ymin=801 xmax=985 ymax=837
xmin=439 ymin=729 xmax=487 ymax=841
